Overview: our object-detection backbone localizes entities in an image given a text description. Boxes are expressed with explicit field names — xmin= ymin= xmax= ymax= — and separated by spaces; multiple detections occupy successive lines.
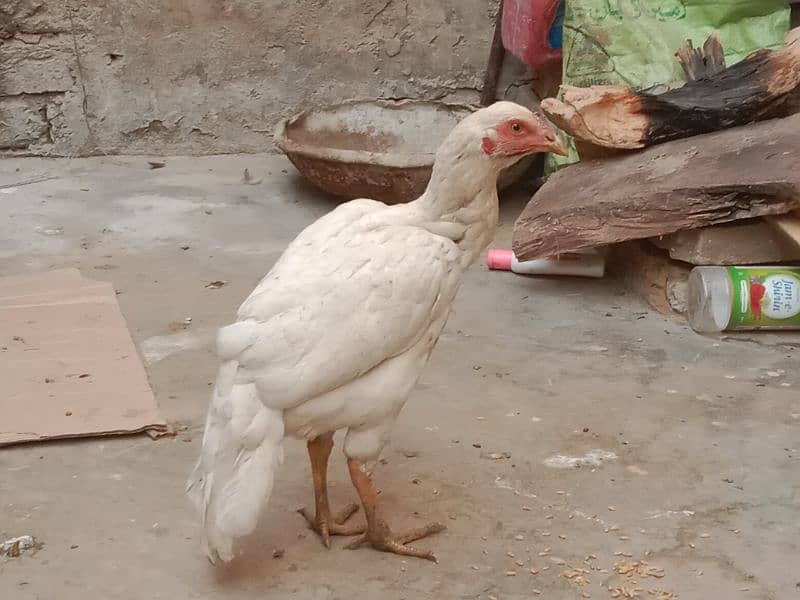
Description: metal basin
xmin=274 ymin=99 xmax=530 ymax=204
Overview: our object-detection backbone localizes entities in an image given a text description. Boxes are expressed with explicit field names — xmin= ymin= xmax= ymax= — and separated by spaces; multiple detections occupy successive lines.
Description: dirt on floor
xmin=1 ymin=155 xmax=799 ymax=600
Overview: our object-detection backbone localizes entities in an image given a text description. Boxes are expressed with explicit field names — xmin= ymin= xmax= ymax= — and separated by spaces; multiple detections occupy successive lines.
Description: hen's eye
xmin=511 ymin=122 xmax=522 ymax=132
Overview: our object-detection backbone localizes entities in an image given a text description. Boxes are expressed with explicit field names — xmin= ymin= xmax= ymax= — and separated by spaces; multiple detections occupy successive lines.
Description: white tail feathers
xmin=186 ymin=360 xmax=284 ymax=563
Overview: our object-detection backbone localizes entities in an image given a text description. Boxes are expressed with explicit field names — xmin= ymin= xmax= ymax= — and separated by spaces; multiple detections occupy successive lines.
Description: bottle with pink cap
xmin=486 ymin=248 xmax=605 ymax=278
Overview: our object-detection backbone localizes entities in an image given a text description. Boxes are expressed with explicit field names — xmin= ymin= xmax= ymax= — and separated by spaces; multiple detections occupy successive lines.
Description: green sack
xmin=545 ymin=0 xmax=791 ymax=174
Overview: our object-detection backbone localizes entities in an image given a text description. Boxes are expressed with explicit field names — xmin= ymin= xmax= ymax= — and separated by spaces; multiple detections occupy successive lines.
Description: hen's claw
xmin=344 ymin=521 xmax=446 ymax=562
xmin=334 ymin=502 xmax=361 ymax=525
xmin=298 ymin=502 xmax=365 ymax=547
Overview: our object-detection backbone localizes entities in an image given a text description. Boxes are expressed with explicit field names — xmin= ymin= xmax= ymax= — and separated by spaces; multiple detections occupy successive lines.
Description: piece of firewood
xmin=541 ymin=27 xmax=800 ymax=150
xmin=675 ymin=31 xmax=726 ymax=81
xmin=512 ymin=114 xmax=800 ymax=262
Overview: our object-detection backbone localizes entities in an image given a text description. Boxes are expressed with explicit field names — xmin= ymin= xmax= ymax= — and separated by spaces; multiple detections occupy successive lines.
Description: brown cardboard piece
xmin=0 ymin=268 xmax=167 ymax=446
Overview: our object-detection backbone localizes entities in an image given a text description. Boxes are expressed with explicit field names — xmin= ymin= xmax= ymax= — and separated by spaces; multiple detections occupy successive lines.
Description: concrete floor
xmin=1 ymin=155 xmax=799 ymax=600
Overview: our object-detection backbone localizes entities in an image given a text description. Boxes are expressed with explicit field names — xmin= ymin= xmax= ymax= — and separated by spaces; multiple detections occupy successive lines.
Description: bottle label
xmin=728 ymin=267 xmax=800 ymax=329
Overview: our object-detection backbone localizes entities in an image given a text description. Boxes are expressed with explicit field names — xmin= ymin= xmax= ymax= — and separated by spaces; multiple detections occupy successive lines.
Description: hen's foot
xmin=346 ymin=457 xmax=446 ymax=562
xmin=344 ymin=519 xmax=446 ymax=562
xmin=298 ymin=502 xmax=365 ymax=547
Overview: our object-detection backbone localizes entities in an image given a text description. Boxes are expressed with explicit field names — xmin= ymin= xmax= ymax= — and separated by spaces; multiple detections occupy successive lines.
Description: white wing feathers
xmin=232 ymin=207 xmax=462 ymax=411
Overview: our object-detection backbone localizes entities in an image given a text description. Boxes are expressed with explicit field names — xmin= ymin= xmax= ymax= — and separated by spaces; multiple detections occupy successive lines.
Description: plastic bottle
xmin=687 ymin=266 xmax=800 ymax=333
xmin=486 ymin=248 xmax=605 ymax=278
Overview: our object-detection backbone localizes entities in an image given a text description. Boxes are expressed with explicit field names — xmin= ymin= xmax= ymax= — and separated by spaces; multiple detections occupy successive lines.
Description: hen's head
xmin=444 ymin=101 xmax=567 ymax=171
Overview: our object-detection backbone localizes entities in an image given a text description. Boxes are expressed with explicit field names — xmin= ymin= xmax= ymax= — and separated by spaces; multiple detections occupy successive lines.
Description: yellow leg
xmin=298 ymin=432 xmax=364 ymax=547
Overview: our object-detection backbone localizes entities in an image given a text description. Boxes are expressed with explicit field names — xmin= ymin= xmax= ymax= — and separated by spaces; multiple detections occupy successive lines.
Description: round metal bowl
xmin=274 ymin=99 xmax=530 ymax=204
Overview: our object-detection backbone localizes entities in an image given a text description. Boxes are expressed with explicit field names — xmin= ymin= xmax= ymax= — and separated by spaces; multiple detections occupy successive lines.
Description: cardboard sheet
xmin=0 ymin=268 xmax=167 ymax=446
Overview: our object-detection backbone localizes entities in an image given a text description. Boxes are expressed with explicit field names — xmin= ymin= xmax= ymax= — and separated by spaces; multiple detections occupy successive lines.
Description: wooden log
xmin=512 ymin=114 xmax=800 ymax=262
xmin=541 ymin=27 xmax=800 ymax=150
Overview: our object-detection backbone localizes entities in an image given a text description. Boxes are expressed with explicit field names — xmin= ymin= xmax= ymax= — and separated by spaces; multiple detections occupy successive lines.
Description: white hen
xmin=187 ymin=101 xmax=566 ymax=563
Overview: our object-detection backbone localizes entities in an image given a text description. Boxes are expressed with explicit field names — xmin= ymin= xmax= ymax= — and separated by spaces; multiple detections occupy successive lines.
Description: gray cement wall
xmin=0 ymin=0 xmax=514 ymax=157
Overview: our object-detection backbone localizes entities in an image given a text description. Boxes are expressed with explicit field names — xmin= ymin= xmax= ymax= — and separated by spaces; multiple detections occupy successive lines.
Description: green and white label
xmin=728 ymin=267 xmax=800 ymax=329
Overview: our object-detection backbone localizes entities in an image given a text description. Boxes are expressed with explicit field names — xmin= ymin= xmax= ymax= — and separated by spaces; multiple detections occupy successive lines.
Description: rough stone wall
xmin=0 ymin=0 xmax=512 ymax=156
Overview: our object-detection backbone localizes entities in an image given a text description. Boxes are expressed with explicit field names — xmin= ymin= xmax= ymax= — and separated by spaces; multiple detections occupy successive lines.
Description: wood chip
xmin=565 ymin=574 xmax=591 ymax=586
xmin=611 ymin=585 xmax=644 ymax=599
xmin=242 ymin=168 xmax=262 ymax=185
xmin=168 ymin=321 xmax=189 ymax=332
xmin=614 ymin=559 xmax=666 ymax=580
xmin=485 ymin=451 xmax=512 ymax=460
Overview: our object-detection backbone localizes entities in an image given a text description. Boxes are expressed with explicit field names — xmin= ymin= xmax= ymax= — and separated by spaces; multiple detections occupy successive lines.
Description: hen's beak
xmin=545 ymin=134 xmax=569 ymax=157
